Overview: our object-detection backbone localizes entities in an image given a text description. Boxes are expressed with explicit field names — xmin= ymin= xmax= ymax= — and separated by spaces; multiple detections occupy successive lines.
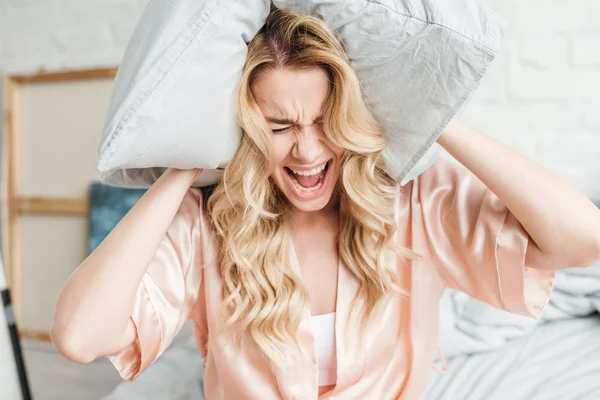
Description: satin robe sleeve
xmin=412 ymin=158 xmax=555 ymax=319
xmin=107 ymin=188 xmax=205 ymax=381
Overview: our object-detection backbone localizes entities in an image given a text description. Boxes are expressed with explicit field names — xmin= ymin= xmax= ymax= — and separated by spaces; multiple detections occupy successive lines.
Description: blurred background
xmin=0 ymin=0 xmax=599 ymax=399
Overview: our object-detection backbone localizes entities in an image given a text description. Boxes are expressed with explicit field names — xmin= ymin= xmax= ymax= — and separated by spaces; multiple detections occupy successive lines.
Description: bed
xmin=425 ymin=316 xmax=600 ymax=399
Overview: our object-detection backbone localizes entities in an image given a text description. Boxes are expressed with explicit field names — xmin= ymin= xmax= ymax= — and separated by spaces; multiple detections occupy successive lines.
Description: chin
xmin=286 ymin=191 xmax=334 ymax=212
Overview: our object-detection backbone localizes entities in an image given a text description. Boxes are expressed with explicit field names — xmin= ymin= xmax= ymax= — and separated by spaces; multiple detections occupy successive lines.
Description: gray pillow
xmin=274 ymin=0 xmax=505 ymax=182
xmin=97 ymin=0 xmax=505 ymax=188
xmin=97 ymin=0 xmax=270 ymax=188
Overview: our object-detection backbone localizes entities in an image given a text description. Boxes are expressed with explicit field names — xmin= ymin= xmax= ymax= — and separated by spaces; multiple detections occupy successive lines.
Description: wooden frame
xmin=2 ymin=68 xmax=118 ymax=342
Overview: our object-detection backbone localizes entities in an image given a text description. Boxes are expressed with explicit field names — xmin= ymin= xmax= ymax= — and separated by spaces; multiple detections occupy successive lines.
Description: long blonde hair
xmin=206 ymin=9 xmax=420 ymax=366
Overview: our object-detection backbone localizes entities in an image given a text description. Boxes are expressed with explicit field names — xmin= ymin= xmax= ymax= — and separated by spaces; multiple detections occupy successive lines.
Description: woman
xmin=52 ymin=9 xmax=600 ymax=399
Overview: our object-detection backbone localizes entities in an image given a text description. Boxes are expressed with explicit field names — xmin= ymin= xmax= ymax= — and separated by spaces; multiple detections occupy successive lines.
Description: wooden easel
xmin=2 ymin=68 xmax=117 ymax=342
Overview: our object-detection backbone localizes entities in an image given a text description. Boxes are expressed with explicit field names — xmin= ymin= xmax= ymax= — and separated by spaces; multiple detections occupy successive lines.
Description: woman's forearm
xmin=437 ymin=120 xmax=600 ymax=267
xmin=51 ymin=168 xmax=201 ymax=361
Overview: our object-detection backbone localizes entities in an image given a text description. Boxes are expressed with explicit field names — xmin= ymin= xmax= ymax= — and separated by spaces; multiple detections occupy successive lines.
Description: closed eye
xmin=272 ymin=126 xmax=293 ymax=133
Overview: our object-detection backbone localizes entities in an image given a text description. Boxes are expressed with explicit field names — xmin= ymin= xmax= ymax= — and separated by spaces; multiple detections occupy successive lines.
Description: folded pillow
xmin=97 ymin=0 xmax=505 ymax=188
xmin=97 ymin=0 xmax=271 ymax=188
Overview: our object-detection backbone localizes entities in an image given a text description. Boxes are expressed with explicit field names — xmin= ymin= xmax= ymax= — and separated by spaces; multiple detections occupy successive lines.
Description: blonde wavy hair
xmin=206 ymin=9 xmax=421 ymax=366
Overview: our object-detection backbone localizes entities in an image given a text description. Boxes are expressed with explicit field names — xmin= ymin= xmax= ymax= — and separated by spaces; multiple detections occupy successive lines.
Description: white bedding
xmin=425 ymin=316 xmax=600 ymax=400
xmin=437 ymin=262 xmax=600 ymax=359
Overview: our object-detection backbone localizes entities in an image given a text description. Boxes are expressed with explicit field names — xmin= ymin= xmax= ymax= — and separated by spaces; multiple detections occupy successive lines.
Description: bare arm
xmin=437 ymin=120 xmax=600 ymax=270
xmin=51 ymin=168 xmax=202 ymax=363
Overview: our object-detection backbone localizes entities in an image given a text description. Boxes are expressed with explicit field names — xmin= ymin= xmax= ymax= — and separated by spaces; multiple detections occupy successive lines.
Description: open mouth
xmin=284 ymin=160 xmax=331 ymax=194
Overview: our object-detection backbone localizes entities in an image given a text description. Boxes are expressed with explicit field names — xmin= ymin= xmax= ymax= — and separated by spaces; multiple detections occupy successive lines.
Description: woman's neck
xmin=288 ymin=193 xmax=341 ymax=231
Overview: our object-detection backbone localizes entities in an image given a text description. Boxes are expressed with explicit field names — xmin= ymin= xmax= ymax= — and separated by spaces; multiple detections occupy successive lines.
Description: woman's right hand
xmin=51 ymin=168 xmax=203 ymax=363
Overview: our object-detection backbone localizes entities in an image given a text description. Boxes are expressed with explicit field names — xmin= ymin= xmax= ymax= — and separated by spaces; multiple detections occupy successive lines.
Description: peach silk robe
xmin=108 ymin=158 xmax=555 ymax=399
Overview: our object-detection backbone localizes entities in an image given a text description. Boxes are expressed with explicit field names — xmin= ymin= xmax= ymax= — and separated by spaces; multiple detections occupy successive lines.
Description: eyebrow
xmin=266 ymin=116 xmax=323 ymax=125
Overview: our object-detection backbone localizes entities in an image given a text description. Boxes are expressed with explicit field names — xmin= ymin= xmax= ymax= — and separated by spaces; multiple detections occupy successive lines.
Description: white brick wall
xmin=0 ymin=0 xmax=147 ymax=73
xmin=0 ymin=0 xmax=599 ymax=199
xmin=461 ymin=0 xmax=600 ymax=200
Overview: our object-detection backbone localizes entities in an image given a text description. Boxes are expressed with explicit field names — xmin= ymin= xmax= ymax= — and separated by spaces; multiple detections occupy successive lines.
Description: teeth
xmin=290 ymin=162 xmax=327 ymax=176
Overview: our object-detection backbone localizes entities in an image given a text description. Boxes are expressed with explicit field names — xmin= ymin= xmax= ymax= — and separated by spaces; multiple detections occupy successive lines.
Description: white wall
xmin=0 ymin=0 xmax=147 ymax=74
xmin=460 ymin=0 xmax=600 ymax=200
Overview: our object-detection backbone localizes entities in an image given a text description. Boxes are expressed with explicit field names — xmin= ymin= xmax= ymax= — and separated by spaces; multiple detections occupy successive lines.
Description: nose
xmin=291 ymin=125 xmax=324 ymax=164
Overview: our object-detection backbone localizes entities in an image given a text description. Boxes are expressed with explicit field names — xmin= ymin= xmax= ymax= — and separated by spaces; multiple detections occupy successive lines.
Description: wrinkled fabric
xmin=97 ymin=0 xmax=505 ymax=189
xmin=108 ymin=158 xmax=554 ymax=399
xmin=437 ymin=258 xmax=600 ymax=361
xmin=424 ymin=317 xmax=600 ymax=400
xmin=97 ymin=0 xmax=271 ymax=188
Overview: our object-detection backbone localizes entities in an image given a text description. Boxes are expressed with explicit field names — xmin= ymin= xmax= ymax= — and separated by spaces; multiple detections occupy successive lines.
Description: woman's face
xmin=252 ymin=67 xmax=344 ymax=213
